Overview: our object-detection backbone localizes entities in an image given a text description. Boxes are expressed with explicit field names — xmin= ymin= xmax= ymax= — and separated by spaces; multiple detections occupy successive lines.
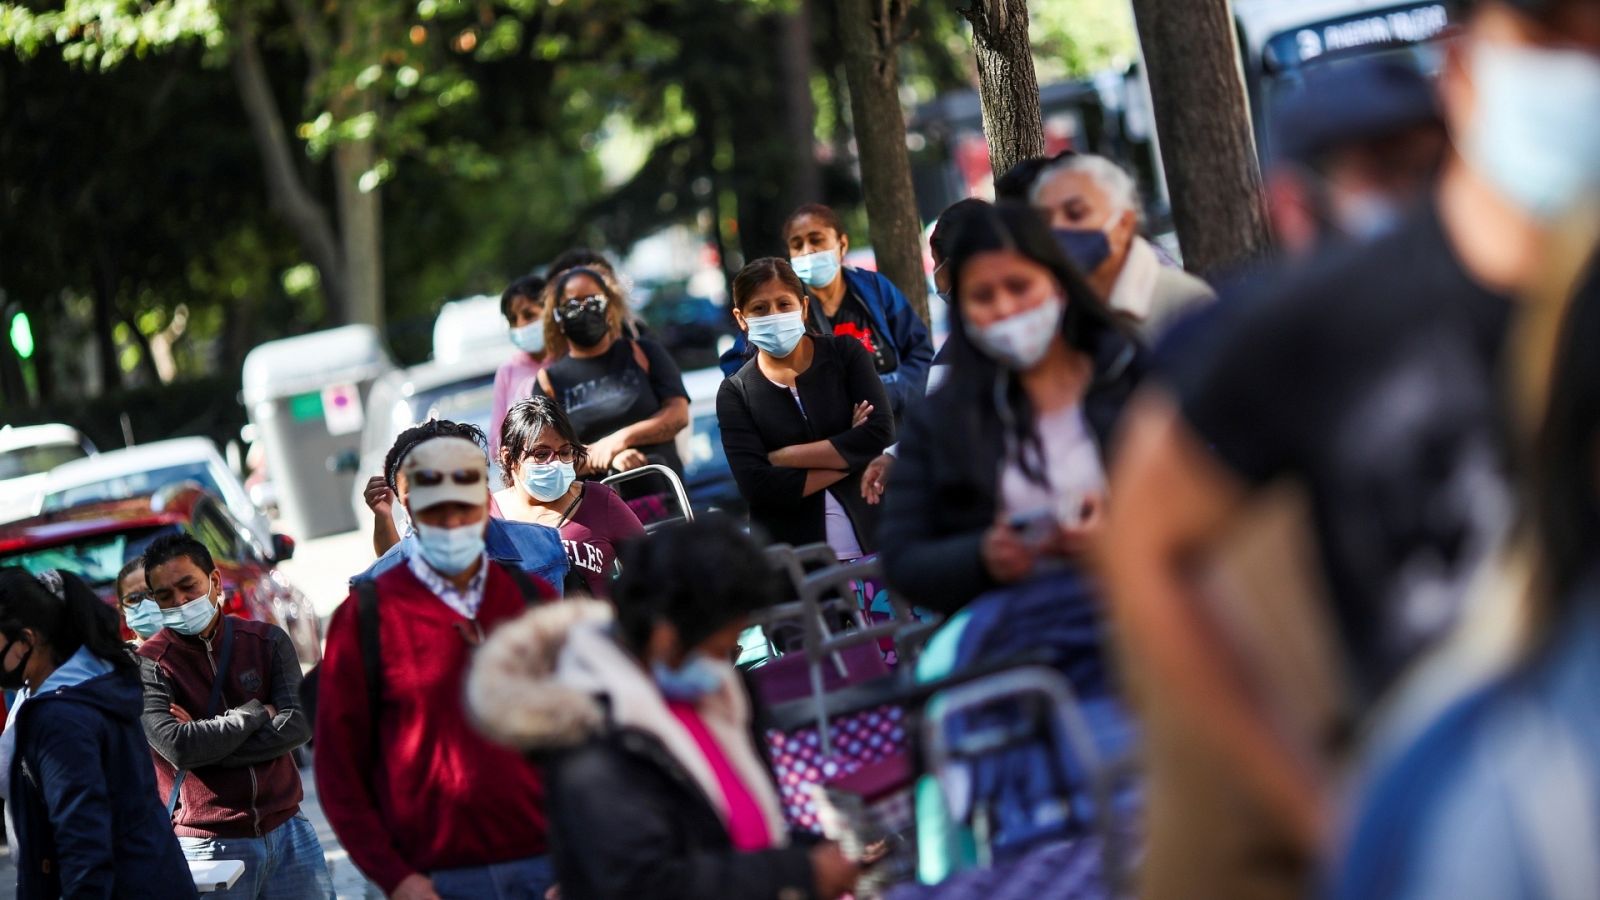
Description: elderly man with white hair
xmin=1030 ymin=153 xmax=1215 ymax=336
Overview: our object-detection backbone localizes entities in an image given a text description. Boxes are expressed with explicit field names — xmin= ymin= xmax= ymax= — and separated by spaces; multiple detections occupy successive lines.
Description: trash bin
xmin=241 ymin=325 xmax=394 ymax=540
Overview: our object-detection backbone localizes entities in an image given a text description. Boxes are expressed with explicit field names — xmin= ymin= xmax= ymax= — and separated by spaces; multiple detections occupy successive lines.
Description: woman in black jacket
xmin=717 ymin=257 xmax=895 ymax=558
xmin=879 ymin=202 xmax=1147 ymax=614
xmin=468 ymin=516 xmax=859 ymax=900
xmin=0 ymin=567 xmax=195 ymax=900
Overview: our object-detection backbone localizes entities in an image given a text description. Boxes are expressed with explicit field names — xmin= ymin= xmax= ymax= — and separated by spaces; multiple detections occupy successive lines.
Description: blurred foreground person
xmin=539 ymin=266 xmax=690 ymax=477
xmin=1264 ymin=56 xmax=1447 ymax=255
xmin=880 ymin=202 xmax=1144 ymax=614
xmin=317 ymin=435 xmax=556 ymax=900
xmin=1335 ymin=259 xmax=1600 ymax=898
xmin=1103 ymin=1 xmax=1600 ymax=897
xmin=495 ymin=396 xmax=645 ymax=598
xmin=491 ymin=274 xmax=552 ymax=460
xmin=0 ymin=567 xmax=195 ymax=899
xmin=718 ymin=258 xmax=895 ymax=559
xmin=468 ymin=515 xmax=859 ymax=900
xmin=360 ymin=420 xmax=568 ymax=591
xmin=140 ymin=533 xmax=331 ymax=899
xmin=1030 ymin=154 xmax=1214 ymax=335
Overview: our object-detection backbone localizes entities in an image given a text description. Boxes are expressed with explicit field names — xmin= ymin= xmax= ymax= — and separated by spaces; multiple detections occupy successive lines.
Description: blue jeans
xmin=430 ymin=855 xmax=555 ymax=900
xmin=178 ymin=813 xmax=335 ymax=899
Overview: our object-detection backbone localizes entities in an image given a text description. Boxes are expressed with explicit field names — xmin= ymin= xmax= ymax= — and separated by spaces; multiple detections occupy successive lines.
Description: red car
xmin=0 ymin=485 xmax=322 ymax=668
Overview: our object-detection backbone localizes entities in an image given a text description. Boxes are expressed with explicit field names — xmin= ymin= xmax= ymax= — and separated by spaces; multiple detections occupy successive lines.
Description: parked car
xmin=0 ymin=486 xmax=320 ymax=667
xmin=344 ymin=351 xmax=513 ymax=527
xmin=37 ymin=437 xmax=274 ymax=549
xmin=0 ymin=424 xmax=97 ymax=525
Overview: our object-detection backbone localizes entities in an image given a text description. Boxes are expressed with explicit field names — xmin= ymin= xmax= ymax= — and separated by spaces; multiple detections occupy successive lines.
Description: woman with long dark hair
xmin=0 ymin=566 xmax=194 ymax=898
xmin=879 ymin=201 xmax=1146 ymax=613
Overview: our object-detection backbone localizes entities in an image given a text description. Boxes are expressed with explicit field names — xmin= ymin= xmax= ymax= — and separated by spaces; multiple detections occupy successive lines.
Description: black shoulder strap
xmin=501 ymin=562 xmax=545 ymax=607
xmin=356 ymin=579 xmax=382 ymax=746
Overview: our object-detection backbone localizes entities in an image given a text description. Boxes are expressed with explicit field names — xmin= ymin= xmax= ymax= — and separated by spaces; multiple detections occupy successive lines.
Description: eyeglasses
xmin=120 ymin=590 xmax=152 ymax=608
xmin=556 ymin=294 xmax=608 ymax=320
xmin=409 ymin=468 xmax=485 ymax=488
xmin=524 ymin=446 xmax=579 ymax=466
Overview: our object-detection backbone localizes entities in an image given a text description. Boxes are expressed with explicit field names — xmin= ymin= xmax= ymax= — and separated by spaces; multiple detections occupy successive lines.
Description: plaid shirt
xmin=407 ymin=552 xmax=489 ymax=619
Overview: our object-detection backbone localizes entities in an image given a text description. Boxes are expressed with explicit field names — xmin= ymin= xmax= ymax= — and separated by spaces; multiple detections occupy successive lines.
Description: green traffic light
xmin=9 ymin=312 xmax=33 ymax=360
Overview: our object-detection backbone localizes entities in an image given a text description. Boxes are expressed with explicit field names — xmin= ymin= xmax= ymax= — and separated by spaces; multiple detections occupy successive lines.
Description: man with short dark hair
xmin=316 ymin=434 xmax=555 ymax=900
xmin=138 ymin=533 xmax=332 ymax=898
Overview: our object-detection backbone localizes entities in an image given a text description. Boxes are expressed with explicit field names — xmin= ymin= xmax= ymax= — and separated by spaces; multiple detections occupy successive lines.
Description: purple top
xmin=490 ymin=351 xmax=547 ymax=459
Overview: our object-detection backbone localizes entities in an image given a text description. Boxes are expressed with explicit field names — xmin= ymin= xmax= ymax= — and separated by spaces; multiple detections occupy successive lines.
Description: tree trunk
xmin=332 ymin=4 xmax=385 ymax=328
xmin=779 ymin=1 xmax=822 ymax=206
xmin=1128 ymin=0 xmax=1270 ymax=275
xmin=229 ymin=12 xmax=351 ymax=323
xmin=122 ymin=311 xmax=163 ymax=386
xmin=834 ymin=0 xmax=929 ymax=324
xmin=89 ymin=255 xmax=122 ymax=394
xmin=960 ymin=0 xmax=1045 ymax=181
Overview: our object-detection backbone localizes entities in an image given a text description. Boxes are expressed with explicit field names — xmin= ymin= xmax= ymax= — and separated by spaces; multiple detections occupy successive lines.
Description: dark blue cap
xmin=1270 ymin=56 xmax=1442 ymax=166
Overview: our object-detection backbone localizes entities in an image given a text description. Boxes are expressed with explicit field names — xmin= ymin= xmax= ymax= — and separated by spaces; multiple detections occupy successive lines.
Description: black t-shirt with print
xmin=816 ymin=288 xmax=899 ymax=376
xmin=1176 ymin=204 xmax=1514 ymax=701
xmin=545 ymin=338 xmax=689 ymax=474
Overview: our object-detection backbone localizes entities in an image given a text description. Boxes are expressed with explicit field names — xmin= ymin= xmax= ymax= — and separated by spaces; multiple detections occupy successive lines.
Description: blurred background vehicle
xmin=0 ymin=423 xmax=97 ymax=525
xmin=37 ymin=436 xmax=274 ymax=550
xmin=0 ymin=484 xmax=320 ymax=667
xmin=242 ymin=324 xmax=395 ymax=540
xmin=679 ymin=366 xmax=744 ymax=518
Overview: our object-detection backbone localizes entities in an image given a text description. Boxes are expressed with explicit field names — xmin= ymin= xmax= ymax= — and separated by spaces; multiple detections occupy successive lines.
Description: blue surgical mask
xmin=1465 ymin=42 xmax=1600 ymax=221
xmin=414 ymin=521 xmax=486 ymax=576
xmin=745 ymin=310 xmax=807 ymax=358
xmin=164 ymin=583 xmax=220 ymax=637
xmin=789 ymin=249 xmax=842 ymax=288
xmin=966 ymin=295 xmax=1064 ymax=370
xmin=520 ymin=460 xmax=576 ymax=503
xmin=510 ymin=323 xmax=545 ymax=355
xmin=124 ymin=598 xmax=165 ymax=639
xmin=652 ymin=653 xmax=729 ymax=702
xmin=1053 ymin=228 xmax=1112 ymax=274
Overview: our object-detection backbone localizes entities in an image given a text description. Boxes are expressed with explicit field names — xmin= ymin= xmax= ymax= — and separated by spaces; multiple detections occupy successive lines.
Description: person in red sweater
xmin=315 ymin=435 xmax=555 ymax=900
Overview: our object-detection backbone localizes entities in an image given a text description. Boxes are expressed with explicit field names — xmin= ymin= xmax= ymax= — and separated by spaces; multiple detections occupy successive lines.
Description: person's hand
xmin=1054 ymin=493 xmax=1106 ymax=560
xmin=264 ymin=704 xmax=280 ymax=719
xmin=363 ymin=476 xmax=394 ymax=518
xmin=611 ymin=449 xmax=648 ymax=472
xmin=851 ymin=400 xmax=874 ymax=428
xmin=390 ymin=874 xmax=441 ymax=900
xmin=544 ymin=886 xmax=561 ymax=900
xmin=169 ymin=704 xmax=193 ymax=724
xmin=861 ymin=454 xmax=893 ymax=505
xmin=809 ymin=842 xmax=860 ymax=899
xmin=585 ymin=435 xmax=622 ymax=474
xmin=981 ymin=513 xmax=1036 ymax=584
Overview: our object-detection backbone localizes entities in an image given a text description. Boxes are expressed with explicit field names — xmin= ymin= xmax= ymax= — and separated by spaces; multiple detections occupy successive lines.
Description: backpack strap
xmin=356 ymin=578 xmax=382 ymax=751
xmin=501 ymin=562 xmax=546 ymax=607
xmin=167 ymin=616 xmax=236 ymax=820
xmin=629 ymin=338 xmax=651 ymax=375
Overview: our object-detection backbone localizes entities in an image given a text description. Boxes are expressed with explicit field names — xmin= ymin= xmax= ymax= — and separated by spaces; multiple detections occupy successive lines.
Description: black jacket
xmin=879 ymin=328 xmax=1146 ymax=613
xmin=543 ymin=726 xmax=816 ymax=900
xmin=717 ymin=334 xmax=895 ymax=551
xmin=10 ymin=666 xmax=198 ymax=900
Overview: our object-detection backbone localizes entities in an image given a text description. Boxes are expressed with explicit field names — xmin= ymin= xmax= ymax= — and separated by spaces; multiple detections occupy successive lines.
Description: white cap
xmin=401 ymin=436 xmax=489 ymax=511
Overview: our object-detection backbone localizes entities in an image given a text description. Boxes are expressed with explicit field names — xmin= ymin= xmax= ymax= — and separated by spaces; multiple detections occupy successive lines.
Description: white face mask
xmin=964 ymin=296 xmax=1065 ymax=370
xmin=1464 ymin=41 xmax=1600 ymax=220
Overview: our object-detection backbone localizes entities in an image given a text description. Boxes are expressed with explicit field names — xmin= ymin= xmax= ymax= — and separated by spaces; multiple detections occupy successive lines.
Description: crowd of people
xmin=0 ymin=0 xmax=1595 ymax=897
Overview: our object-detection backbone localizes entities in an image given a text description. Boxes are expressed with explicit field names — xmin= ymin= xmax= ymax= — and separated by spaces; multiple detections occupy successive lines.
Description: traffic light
xmin=9 ymin=311 xmax=32 ymax=360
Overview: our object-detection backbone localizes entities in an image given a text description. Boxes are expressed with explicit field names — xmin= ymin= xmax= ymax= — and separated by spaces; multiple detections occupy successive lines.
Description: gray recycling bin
xmin=241 ymin=325 xmax=393 ymax=540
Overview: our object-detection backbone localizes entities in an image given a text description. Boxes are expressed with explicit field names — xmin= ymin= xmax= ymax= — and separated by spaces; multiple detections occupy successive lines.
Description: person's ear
xmin=837 ymin=233 xmax=850 ymax=257
xmin=499 ymin=448 xmax=514 ymax=473
xmin=732 ymin=308 xmax=749 ymax=333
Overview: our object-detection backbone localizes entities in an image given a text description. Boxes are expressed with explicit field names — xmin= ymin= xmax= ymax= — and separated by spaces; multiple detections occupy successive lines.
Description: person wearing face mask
xmin=137 ymin=533 xmax=333 ymax=899
xmin=491 ymin=273 xmax=551 ymax=462
xmin=317 ymin=435 xmax=558 ymax=900
xmin=467 ymin=515 xmax=861 ymax=900
xmin=0 ymin=567 xmax=196 ymax=900
xmin=1101 ymin=2 xmax=1600 ymax=897
xmin=719 ymin=204 xmax=935 ymax=423
xmin=1031 ymin=153 xmax=1216 ymax=337
xmin=358 ymin=419 xmax=569 ymax=593
xmin=878 ymin=202 xmax=1145 ymax=615
xmin=539 ymin=267 xmax=690 ymax=477
xmin=716 ymin=258 xmax=895 ymax=560
xmin=495 ymin=395 xmax=645 ymax=599
xmin=117 ymin=555 xmax=163 ymax=644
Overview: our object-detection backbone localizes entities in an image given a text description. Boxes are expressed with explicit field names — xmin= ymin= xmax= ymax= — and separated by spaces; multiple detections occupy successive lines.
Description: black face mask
xmin=560 ymin=308 xmax=610 ymax=348
xmin=0 ymin=635 xmax=33 ymax=691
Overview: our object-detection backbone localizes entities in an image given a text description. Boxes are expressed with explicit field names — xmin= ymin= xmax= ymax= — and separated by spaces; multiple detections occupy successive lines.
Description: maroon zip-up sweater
xmin=138 ymin=616 xmax=307 ymax=839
